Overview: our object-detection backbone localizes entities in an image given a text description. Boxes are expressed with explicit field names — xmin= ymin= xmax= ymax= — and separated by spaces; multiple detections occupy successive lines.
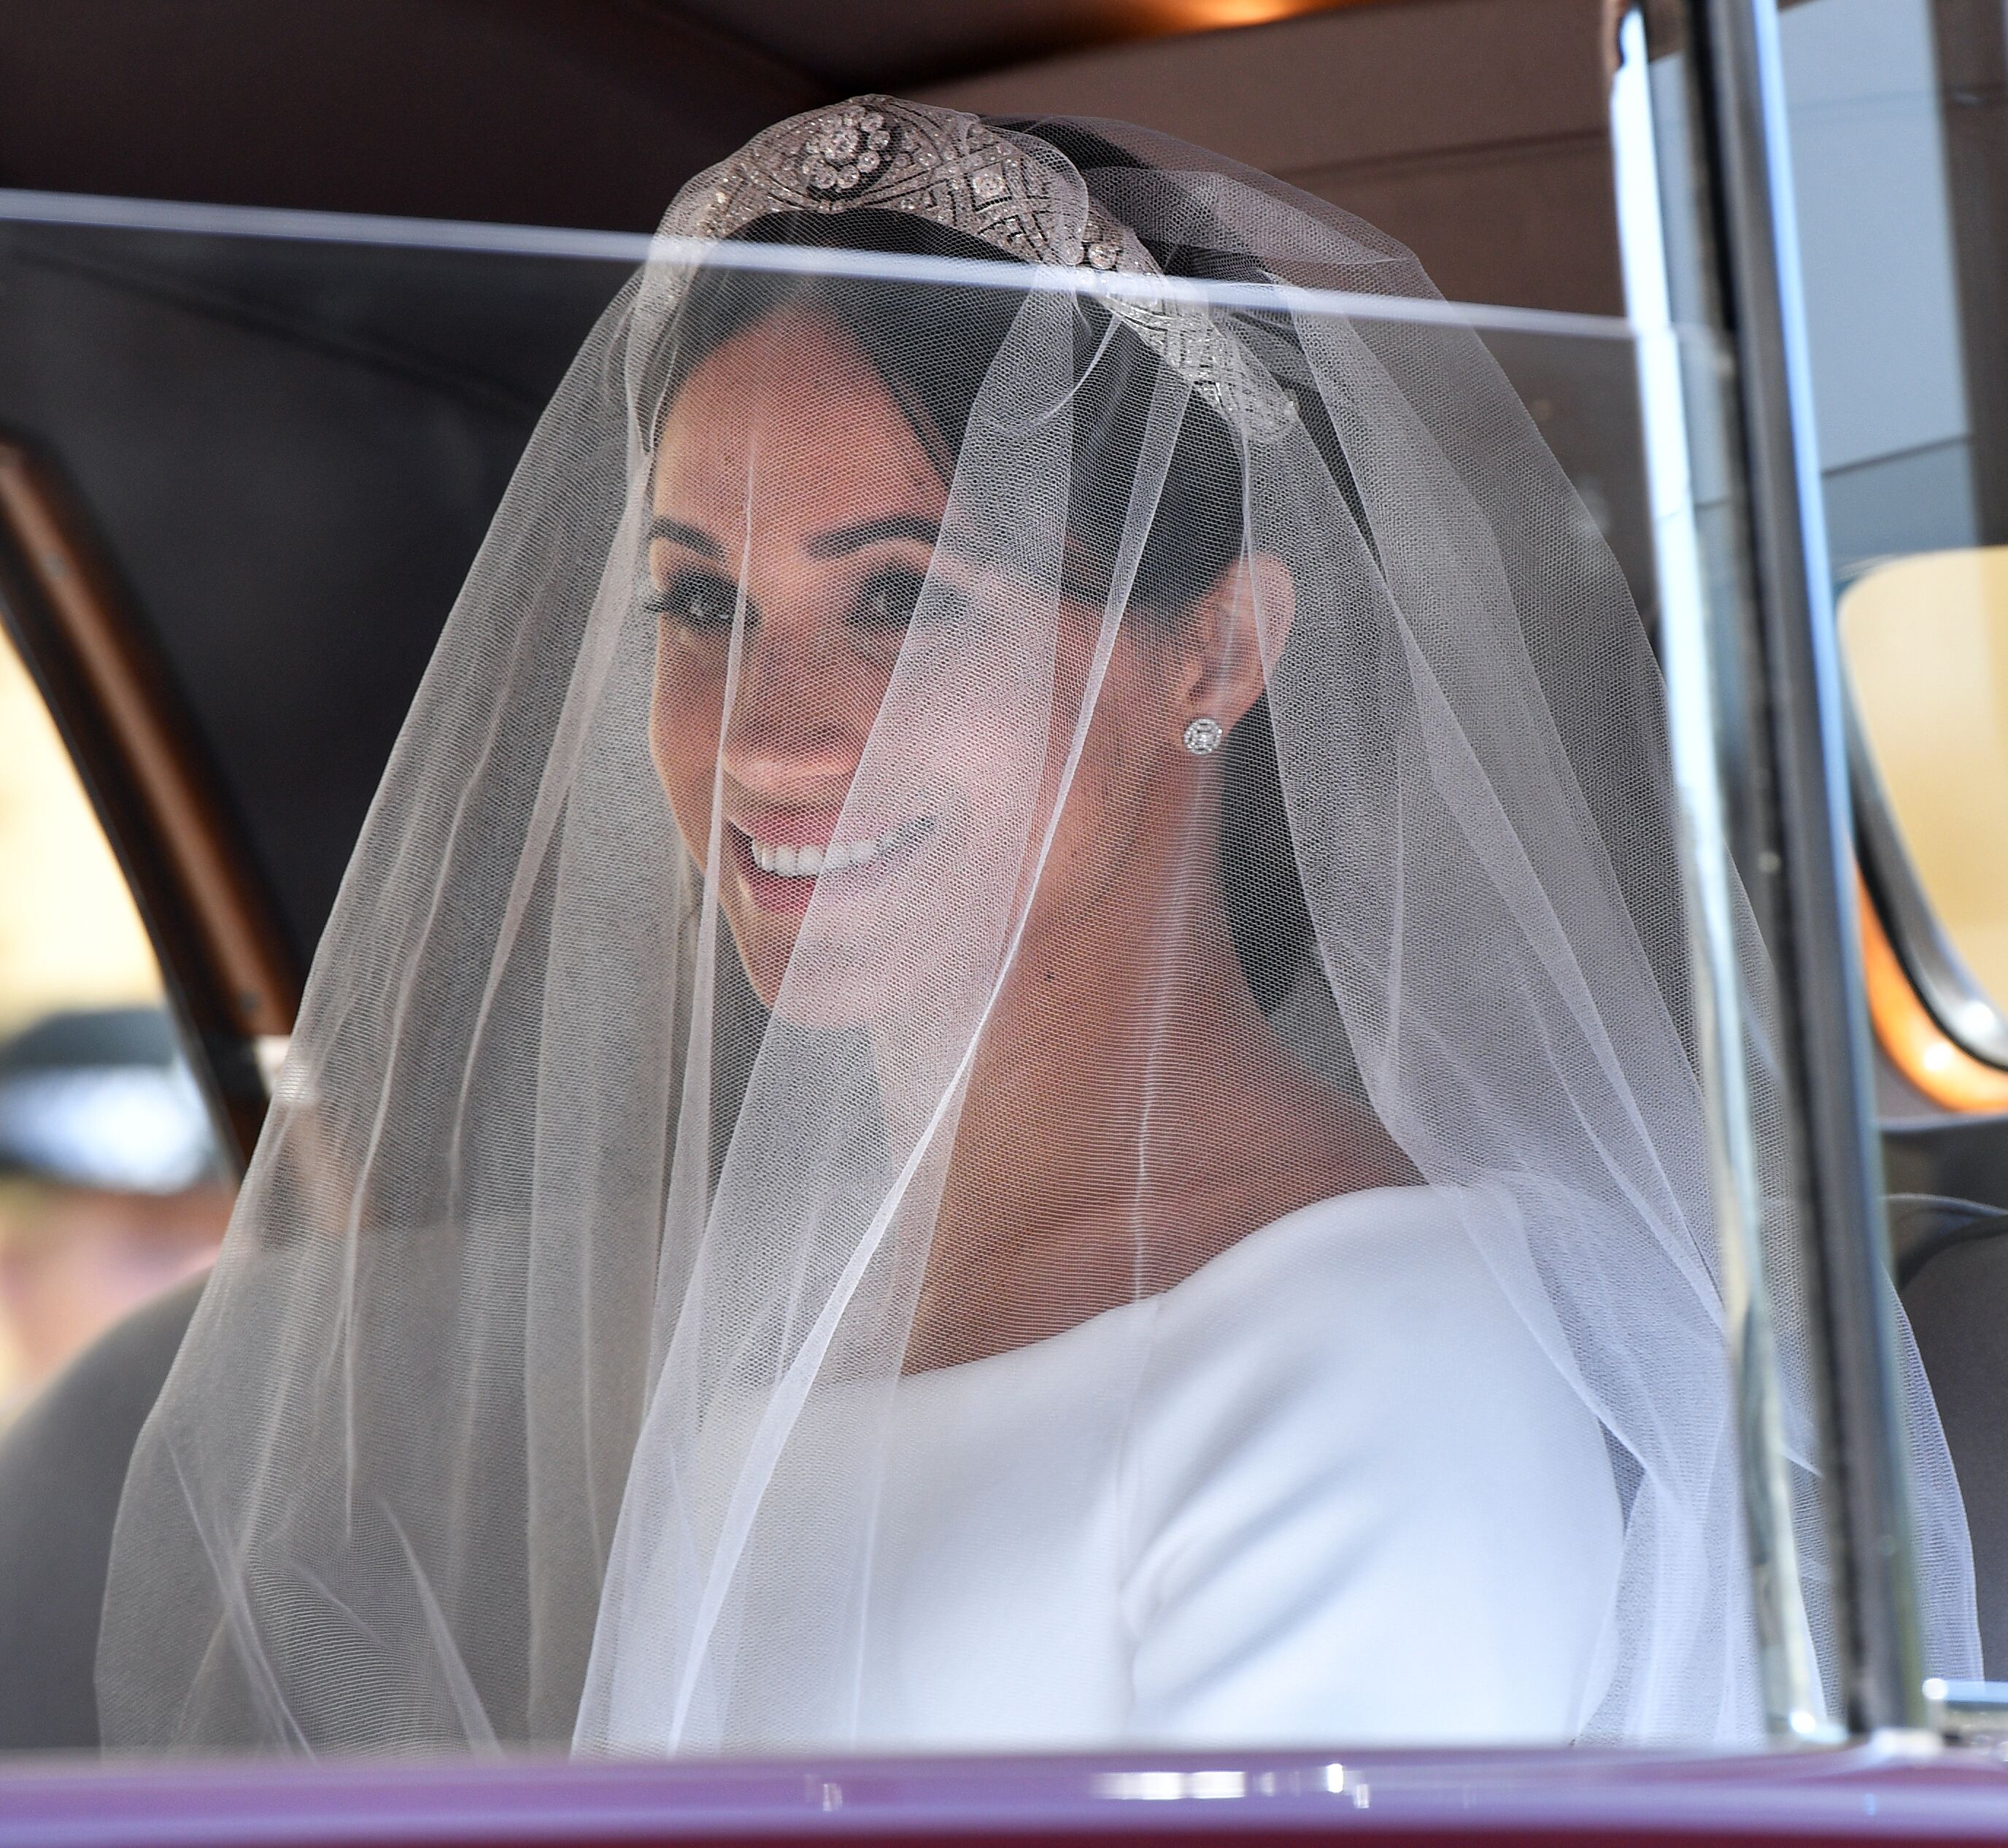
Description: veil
xmin=96 ymin=96 xmax=1980 ymax=1754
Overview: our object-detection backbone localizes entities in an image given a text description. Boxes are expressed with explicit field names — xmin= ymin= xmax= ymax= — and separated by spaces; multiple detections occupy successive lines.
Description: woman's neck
xmin=901 ymin=876 xmax=1386 ymax=1369
xmin=953 ymin=889 xmax=1263 ymax=1210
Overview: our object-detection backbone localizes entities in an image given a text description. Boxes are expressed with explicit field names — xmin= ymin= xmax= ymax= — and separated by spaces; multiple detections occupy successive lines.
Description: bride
xmin=96 ymin=97 xmax=1978 ymax=1754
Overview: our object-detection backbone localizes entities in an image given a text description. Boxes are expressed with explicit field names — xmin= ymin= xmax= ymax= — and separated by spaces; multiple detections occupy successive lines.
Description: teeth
xmin=746 ymin=821 xmax=919 ymax=877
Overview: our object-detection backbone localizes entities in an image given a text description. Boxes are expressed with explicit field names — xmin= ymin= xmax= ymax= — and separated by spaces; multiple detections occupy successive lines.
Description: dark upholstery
xmin=0 ymin=1275 xmax=201 ymax=1750
xmin=1903 ymin=1228 xmax=2008 ymax=1678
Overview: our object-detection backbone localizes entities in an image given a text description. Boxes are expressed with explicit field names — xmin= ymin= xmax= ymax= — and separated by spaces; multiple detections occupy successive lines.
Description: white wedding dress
xmin=617 ymin=1186 xmax=1625 ymax=1750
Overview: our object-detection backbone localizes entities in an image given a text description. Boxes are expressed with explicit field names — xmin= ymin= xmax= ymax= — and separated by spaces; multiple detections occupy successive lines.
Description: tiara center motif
xmin=800 ymin=107 xmax=898 ymax=198
xmin=657 ymin=98 xmax=1297 ymax=438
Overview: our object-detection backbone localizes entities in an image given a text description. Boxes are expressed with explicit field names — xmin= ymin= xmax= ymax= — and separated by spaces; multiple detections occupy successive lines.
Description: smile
xmin=739 ymin=816 xmax=932 ymax=878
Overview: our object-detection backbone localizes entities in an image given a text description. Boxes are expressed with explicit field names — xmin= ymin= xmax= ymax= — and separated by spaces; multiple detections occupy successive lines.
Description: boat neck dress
xmin=603 ymin=1183 xmax=1627 ymax=1750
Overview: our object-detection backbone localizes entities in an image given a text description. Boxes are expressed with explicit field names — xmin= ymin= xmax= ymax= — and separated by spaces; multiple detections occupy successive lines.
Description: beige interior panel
xmin=916 ymin=0 xmax=1623 ymax=314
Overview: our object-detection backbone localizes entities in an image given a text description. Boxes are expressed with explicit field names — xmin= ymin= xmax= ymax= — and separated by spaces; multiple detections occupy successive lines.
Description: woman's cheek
xmin=650 ymin=654 xmax=727 ymax=867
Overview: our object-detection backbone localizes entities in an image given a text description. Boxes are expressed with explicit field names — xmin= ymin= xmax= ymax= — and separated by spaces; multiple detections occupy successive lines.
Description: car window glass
xmin=0 ymin=627 xmax=227 ymax=1420
xmin=1842 ymin=551 xmax=2008 ymax=1040
xmin=0 ymin=190 xmax=1858 ymax=1764
xmin=1781 ymin=0 xmax=2008 ymax=1068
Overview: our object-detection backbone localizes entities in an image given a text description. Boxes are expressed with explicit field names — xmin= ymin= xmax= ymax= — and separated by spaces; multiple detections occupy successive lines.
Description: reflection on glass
xmin=1842 ymin=549 xmax=2008 ymax=1033
xmin=1781 ymin=0 xmax=1977 ymax=573
xmin=0 ymin=633 xmax=227 ymax=1416
xmin=1779 ymin=0 xmax=2008 ymax=1066
xmin=0 ymin=632 xmax=158 ymax=1034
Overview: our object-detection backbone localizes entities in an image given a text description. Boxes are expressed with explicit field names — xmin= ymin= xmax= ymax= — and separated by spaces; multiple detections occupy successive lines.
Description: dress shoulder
xmin=1120 ymin=1184 xmax=1623 ymax=1744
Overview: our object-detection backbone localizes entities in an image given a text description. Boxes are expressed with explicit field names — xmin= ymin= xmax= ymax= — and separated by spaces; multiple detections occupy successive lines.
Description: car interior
xmin=3 ymin=0 xmax=2007 ymax=1748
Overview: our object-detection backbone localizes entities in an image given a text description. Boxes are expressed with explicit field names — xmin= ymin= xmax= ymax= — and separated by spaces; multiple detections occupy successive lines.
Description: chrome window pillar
xmin=1612 ymin=10 xmax=1829 ymax=1743
xmin=1621 ymin=0 xmax=1932 ymax=1739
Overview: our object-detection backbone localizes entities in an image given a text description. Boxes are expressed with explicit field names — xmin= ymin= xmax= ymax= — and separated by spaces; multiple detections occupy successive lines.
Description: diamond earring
xmin=1183 ymin=717 xmax=1223 ymax=756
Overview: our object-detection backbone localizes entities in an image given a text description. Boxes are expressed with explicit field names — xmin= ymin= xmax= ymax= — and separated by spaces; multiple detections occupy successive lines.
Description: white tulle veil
xmin=96 ymin=96 xmax=1978 ymax=1754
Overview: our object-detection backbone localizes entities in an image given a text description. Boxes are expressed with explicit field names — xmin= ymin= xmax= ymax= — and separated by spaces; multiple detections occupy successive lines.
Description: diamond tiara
xmin=654 ymin=95 xmax=1295 ymax=437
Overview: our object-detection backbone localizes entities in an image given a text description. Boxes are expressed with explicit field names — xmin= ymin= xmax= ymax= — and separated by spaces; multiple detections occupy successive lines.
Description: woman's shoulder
xmin=1129 ymin=1181 xmax=1612 ymax=1529
xmin=1121 ymin=1184 xmax=1625 ymax=1743
xmin=1147 ymin=1183 xmax=1536 ymax=1381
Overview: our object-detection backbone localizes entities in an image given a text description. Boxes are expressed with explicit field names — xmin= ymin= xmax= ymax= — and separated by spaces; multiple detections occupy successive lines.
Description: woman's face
xmin=646 ymin=305 xmax=1227 ymax=1020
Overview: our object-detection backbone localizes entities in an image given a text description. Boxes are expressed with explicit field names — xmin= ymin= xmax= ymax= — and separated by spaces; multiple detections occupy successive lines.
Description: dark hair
xmin=643 ymin=144 xmax=1336 ymax=1012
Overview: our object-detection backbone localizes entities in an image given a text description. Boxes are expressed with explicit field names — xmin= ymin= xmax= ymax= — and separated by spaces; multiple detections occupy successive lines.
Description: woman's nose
xmin=721 ymin=606 xmax=876 ymax=793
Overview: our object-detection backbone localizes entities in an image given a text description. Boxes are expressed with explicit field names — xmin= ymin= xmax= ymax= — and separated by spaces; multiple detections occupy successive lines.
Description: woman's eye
xmin=646 ymin=569 xmax=741 ymax=630
xmin=853 ymin=569 xmax=928 ymax=630
xmin=854 ymin=568 xmax=970 ymax=635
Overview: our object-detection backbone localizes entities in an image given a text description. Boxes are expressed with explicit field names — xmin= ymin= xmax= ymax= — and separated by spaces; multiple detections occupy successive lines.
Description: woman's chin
xmin=730 ymin=916 xmax=887 ymax=1029
xmin=722 ymin=831 xmax=955 ymax=1026
xmin=730 ymin=924 xmax=794 ymax=1016
xmin=735 ymin=919 xmax=979 ymax=1035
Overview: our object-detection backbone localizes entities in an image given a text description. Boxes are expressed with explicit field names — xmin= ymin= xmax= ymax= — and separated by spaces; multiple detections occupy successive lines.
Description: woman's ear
xmin=1175 ymin=552 xmax=1295 ymax=737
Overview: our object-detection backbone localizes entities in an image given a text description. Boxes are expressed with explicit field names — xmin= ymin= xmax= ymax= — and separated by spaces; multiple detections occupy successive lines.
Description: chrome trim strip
xmin=0 ymin=185 xmax=1635 ymax=346
xmin=1683 ymin=0 xmax=1929 ymax=1733
xmin=1613 ymin=9 xmax=1831 ymax=1742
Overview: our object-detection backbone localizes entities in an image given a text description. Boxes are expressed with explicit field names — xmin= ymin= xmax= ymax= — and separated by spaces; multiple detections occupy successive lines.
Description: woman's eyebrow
xmin=647 ymin=517 xmax=727 ymax=560
xmin=805 ymin=515 xmax=942 ymax=559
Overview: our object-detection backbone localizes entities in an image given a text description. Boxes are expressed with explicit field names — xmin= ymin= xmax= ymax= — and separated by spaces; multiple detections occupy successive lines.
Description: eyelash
xmin=641 ymin=564 xmax=959 ymax=637
xmin=641 ymin=567 xmax=738 ymax=629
